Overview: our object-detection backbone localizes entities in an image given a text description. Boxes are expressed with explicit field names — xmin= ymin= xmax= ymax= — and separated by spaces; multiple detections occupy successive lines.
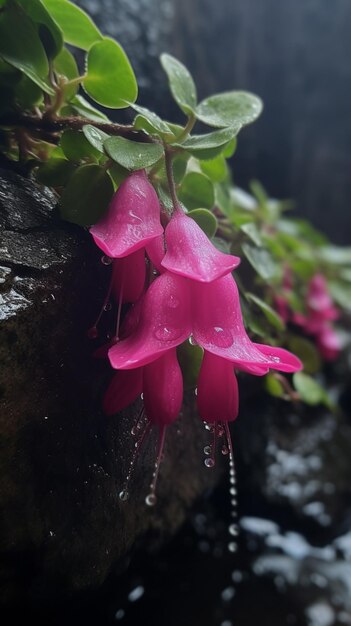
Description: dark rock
xmin=0 ymin=168 xmax=218 ymax=606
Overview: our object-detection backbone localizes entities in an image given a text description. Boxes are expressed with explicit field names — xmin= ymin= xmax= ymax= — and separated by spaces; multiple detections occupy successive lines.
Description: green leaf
xmin=83 ymin=37 xmax=137 ymax=108
xmin=188 ymin=209 xmax=218 ymax=238
xmin=0 ymin=0 xmax=54 ymax=94
xmin=196 ymin=91 xmax=263 ymax=128
xmin=264 ymin=374 xmax=285 ymax=398
xmin=17 ymin=0 xmax=63 ymax=59
xmin=160 ymin=53 xmax=197 ymax=115
xmin=293 ymin=372 xmax=331 ymax=407
xmin=177 ymin=341 xmax=203 ymax=389
xmin=328 ymin=281 xmax=351 ymax=312
xmin=222 ymin=137 xmax=237 ymax=158
xmin=36 ymin=157 xmax=76 ymax=186
xmin=62 ymin=94 xmax=109 ymax=121
xmin=82 ymin=124 xmax=110 ymax=154
xmin=245 ymin=293 xmax=285 ymax=331
xmin=60 ymin=129 xmax=100 ymax=161
xmin=287 ymin=336 xmax=321 ymax=375
xmin=54 ymin=47 xmax=79 ymax=100
xmin=240 ymin=222 xmax=263 ymax=246
xmin=178 ymin=172 xmax=215 ymax=210
xmin=131 ymin=103 xmax=172 ymax=135
xmin=242 ymin=243 xmax=280 ymax=281
xmin=41 ymin=0 xmax=102 ymax=50
xmin=200 ymin=154 xmax=228 ymax=182
xmin=318 ymin=245 xmax=351 ymax=265
xmin=14 ymin=74 xmax=43 ymax=109
xmin=173 ymin=126 xmax=240 ymax=159
xmin=104 ymin=136 xmax=164 ymax=170
xmin=60 ymin=164 xmax=114 ymax=226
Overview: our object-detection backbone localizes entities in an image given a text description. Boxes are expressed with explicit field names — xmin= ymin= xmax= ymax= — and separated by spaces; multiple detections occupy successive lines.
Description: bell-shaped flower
xmin=109 ymin=271 xmax=302 ymax=374
xmin=90 ymin=170 xmax=163 ymax=258
xmin=161 ymin=210 xmax=240 ymax=282
xmin=197 ymin=351 xmax=239 ymax=424
xmin=104 ymin=348 xmax=183 ymax=506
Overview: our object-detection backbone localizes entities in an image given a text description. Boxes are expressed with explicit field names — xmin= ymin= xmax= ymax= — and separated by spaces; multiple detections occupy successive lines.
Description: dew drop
xmin=101 ymin=255 xmax=113 ymax=265
xmin=119 ymin=490 xmax=129 ymax=501
xmin=204 ymin=458 xmax=215 ymax=468
xmin=209 ymin=326 xmax=233 ymax=348
xmin=204 ymin=445 xmax=212 ymax=455
xmin=228 ymin=542 xmax=238 ymax=553
xmin=103 ymin=302 xmax=112 ymax=311
xmin=230 ymin=487 xmax=237 ymax=496
xmin=87 ymin=326 xmax=98 ymax=339
xmin=168 ymin=295 xmax=180 ymax=309
xmin=222 ymin=445 xmax=229 ymax=455
xmin=153 ymin=325 xmax=183 ymax=341
xmin=145 ymin=493 xmax=157 ymax=506
xmin=188 ymin=335 xmax=198 ymax=346
xmin=229 ymin=524 xmax=239 ymax=537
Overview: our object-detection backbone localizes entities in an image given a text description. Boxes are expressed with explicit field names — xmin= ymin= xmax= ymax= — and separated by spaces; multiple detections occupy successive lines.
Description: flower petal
xmin=197 ymin=351 xmax=239 ymax=422
xmin=103 ymin=368 xmax=142 ymax=415
xmin=193 ymin=274 xmax=302 ymax=372
xmin=161 ymin=210 xmax=240 ymax=282
xmin=251 ymin=343 xmax=303 ymax=373
xmin=143 ymin=349 xmax=183 ymax=425
xmin=112 ymin=249 xmax=146 ymax=304
xmin=145 ymin=234 xmax=166 ymax=273
xmin=108 ymin=272 xmax=192 ymax=369
xmin=90 ymin=170 xmax=163 ymax=257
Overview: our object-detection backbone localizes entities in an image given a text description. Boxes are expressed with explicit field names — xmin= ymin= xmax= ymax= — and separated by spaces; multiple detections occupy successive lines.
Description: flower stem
xmin=164 ymin=146 xmax=181 ymax=214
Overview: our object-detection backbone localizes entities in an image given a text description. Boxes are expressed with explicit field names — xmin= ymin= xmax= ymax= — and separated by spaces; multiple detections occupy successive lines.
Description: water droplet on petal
xmin=208 ymin=327 xmax=233 ymax=348
xmin=101 ymin=255 xmax=113 ymax=265
xmin=189 ymin=335 xmax=198 ymax=346
xmin=153 ymin=325 xmax=183 ymax=341
xmin=145 ymin=493 xmax=157 ymax=506
xmin=119 ymin=490 xmax=129 ymax=501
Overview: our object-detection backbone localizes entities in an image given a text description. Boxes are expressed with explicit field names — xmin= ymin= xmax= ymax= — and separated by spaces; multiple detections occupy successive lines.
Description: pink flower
xmin=161 ymin=209 xmax=240 ymax=282
xmin=104 ymin=348 xmax=183 ymax=505
xmin=109 ymin=271 xmax=301 ymax=373
xmin=90 ymin=170 xmax=163 ymax=258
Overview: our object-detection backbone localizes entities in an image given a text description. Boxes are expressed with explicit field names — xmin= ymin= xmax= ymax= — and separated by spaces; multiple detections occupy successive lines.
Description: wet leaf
xmin=242 ymin=243 xmax=279 ymax=281
xmin=83 ymin=124 xmax=110 ymax=154
xmin=173 ymin=126 xmax=240 ymax=159
xmin=0 ymin=0 xmax=54 ymax=94
xmin=60 ymin=129 xmax=100 ymax=161
xmin=83 ymin=37 xmax=137 ymax=108
xmin=178 ymin=172 xmax=215 ymax=210
xmin=196 ymin=91 xmax=263 ymax=128
xmin=36 ymin=157 xmax=76 ymax=186
xmin=17 ymin=0 xmax=63 ymax=59
xmin=62 ymin=94 xmax=109 ymax=121
xmin=160 ymin=53 xmax=197 ymax=115
xmin=41 ymin=0 xmax=102 ymax=50
xmin=104 ymin=136 xmax=164 ymax=170
xmin=131 ymin=103 xmax=171 ymax=135
xmin=200 ymin=154 xmax=228 ymax=182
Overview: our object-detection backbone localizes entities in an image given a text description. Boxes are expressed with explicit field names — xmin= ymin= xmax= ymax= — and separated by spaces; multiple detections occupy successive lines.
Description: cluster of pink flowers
xmin=90 ymin=170 xmax=302 ymax=505
xmin=276 ymin=268 xmax=341 ymax=361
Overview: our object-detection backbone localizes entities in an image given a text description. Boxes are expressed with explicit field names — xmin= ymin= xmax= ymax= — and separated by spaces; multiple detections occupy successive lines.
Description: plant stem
xmin=164 ymin=146 xmax=180 ymax=213
xmin=0 ymin=113 xmax=151 ymax=141
xmin=171 ymin=114 xmax=196 ymax=144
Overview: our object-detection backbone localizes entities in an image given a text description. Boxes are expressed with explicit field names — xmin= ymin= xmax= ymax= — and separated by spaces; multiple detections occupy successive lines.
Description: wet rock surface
xmin=0 ymin=168 xmax=218 ymax=608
